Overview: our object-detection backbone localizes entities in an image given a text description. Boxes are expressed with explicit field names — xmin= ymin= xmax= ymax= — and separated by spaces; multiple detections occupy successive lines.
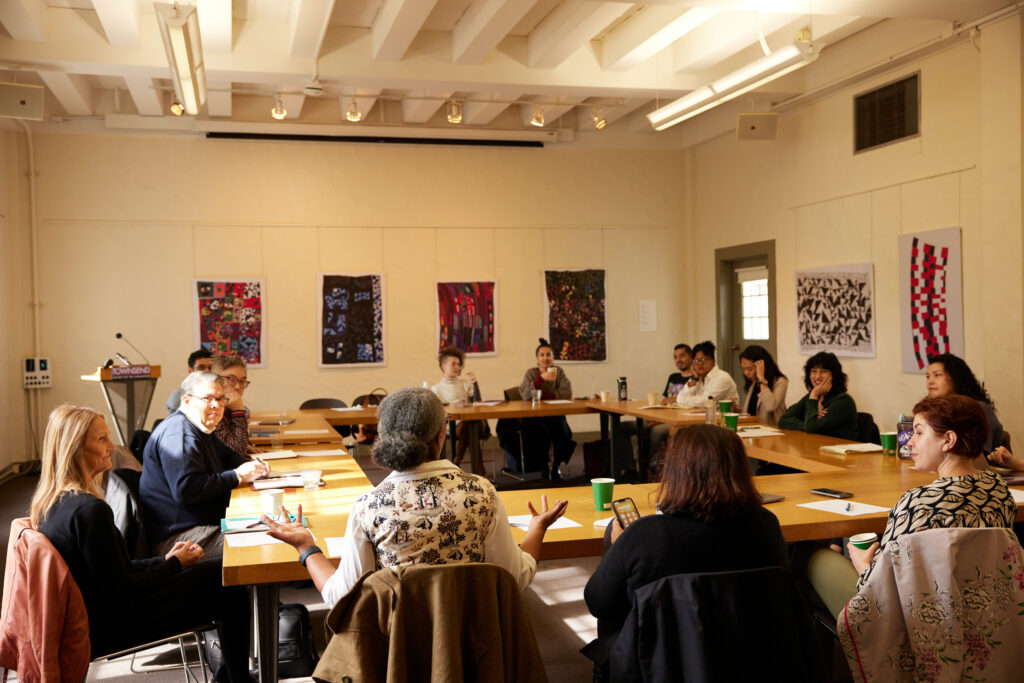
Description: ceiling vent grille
xmin=854 ymin=73 xmax=919 ymax=153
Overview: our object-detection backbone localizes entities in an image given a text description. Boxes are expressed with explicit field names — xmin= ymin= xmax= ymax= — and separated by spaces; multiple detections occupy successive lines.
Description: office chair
xmin=300 ymin=397 xmax=351 ymax=437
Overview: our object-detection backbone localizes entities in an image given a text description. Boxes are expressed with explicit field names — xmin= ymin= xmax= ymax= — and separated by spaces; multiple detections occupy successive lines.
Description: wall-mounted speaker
xmin=0 ymin=83 xmax=44 ymax=121
xmin=736 ymin=112 xmax=778 ymax=141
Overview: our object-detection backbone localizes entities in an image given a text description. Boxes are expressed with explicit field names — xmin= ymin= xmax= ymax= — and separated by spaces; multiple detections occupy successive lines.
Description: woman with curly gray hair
xmin=265 ymin=387 xmax=568 ymax=607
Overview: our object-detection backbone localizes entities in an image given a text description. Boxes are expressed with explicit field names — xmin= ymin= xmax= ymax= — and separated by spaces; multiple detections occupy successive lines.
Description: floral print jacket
xmin=839 ymin=526 xmax=1024 ymax=682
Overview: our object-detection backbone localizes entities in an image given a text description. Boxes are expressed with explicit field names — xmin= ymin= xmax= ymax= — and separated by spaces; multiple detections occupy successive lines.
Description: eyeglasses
xmin=692 ymin=357 xmax=710 ymax=365
xmin=220 ymin=375 xmax=251 ymax=388
xmin=187 ymin=394 xmax=229 ymax=407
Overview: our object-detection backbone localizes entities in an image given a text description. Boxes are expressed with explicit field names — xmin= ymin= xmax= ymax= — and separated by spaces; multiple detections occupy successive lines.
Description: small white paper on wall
xmin=638 ymin=300 xmax=657 ymax=332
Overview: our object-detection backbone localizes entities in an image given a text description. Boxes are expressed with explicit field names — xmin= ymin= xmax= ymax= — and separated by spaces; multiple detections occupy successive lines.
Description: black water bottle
xmin=617 ymin=376 xmax=628 ymax=401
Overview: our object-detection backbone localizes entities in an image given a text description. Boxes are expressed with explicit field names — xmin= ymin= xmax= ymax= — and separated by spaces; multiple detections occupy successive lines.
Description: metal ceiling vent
xmin=854 ymin=73 xmax=920 ymax=153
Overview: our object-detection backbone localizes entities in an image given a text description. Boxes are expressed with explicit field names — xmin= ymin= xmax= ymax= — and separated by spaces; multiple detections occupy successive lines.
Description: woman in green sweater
xmin=778 ymin=351 xmax=858 ymax=441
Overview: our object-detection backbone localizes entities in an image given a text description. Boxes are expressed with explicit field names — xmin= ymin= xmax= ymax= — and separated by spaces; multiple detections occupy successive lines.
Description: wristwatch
xmin=298 ymin=545 xmax=323 ymax=567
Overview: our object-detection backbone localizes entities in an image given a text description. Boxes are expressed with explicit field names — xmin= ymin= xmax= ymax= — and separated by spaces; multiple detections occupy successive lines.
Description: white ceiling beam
xmin=452 ymin=0 xmax=541 ymax=65
xmin=528 ymin=1 xmax=632 ymax=69
xmin=280 ymin=93 xmax=305 ymax=119
xmin=599 ymin=97 xmax=648 ymax=125
xmin=600 ymin=6 xmax=719 ymax=71
xmin=401 ymin=90 xmax=451 ymax=123
xmin=122 ymin=75 xmax=163 ymax=116
xmin=671 ymin=10 xmax=799 ymax=74
xmin=338 ymin=88 xmax=382 ymax=121
xmin=0 ymin=0 xmax=46 ymax=41
xmin=636 ymin=0 xmax=1006 ymax=21
xmin=289 ymin=0 xmax=335 ymax=59
xmin=372 ymin=0 xmax=440 ymax=61
xmin=37 ymin=71 xmax=92 ymax=115
xmin=206 ymin=79 xmax=232 ymax=117
xmin=92 ymin=0 xmax=141 ymax=47
xmin=198 ymin=0 xmax=232 ymax=53
xmin=519 ymin=95 xmax=585 ymax=127
xmin=462 ymin=91 xmax=520 ymax=125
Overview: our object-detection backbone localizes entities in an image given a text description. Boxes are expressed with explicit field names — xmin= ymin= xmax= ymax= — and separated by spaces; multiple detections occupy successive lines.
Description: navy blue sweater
xmin=140 ymin=410 xmax=247 ymax=542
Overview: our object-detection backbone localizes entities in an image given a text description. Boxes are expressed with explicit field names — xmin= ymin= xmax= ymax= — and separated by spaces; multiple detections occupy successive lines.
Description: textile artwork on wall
xmin=899 ymin=227 xmax=964 ymax=372
xmin=436 ymin=281 xmax=497 ymax=355
xmin=543 ymin=269 xmax=607 ymax=362
xmin=193 ymin=278 xmax=266 ymax=367
xmin=318 ymin=273 xmax=386 ymax=367
xmin=794 ymin=263 xmax=875 ymax=357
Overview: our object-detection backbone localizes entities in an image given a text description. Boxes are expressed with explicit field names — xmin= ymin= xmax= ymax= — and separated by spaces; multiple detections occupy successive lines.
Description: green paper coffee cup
xmin=718 ymin=400 xmax=732 ymax=415
xmin=850 ymin=532 xmax=878 ymax=550
xmin=723 ymin=412 xmax=739 ymax=431
xmin=880 ymin=431 xmax=898 ymax=455
xmin=591 ymin=478 xmax=615 ymax=511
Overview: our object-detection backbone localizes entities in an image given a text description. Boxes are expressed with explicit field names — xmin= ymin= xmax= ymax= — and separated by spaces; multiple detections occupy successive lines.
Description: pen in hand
xmin=845 ymin=502 xmax=851 ymax=512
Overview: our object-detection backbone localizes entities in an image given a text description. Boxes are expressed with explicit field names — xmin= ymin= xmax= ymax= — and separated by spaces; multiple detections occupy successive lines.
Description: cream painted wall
xmin=690 ymin=22 xmax=1024 ymax=437
xmin=16 ymin=138 xmax=687 ymax=450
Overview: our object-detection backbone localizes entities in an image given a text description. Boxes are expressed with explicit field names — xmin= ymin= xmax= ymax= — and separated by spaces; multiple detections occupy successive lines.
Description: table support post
xmin=466 ymin=420 xmax=483 ymax=476
xmin=608 ymin=413 xmax=622 ymax=481
xmin=448 ymin=419 xmax=458 ymax=462
xmin=636 ymin=417 xmax=647 ymax=478
xmin=255 ymin=583 xmax=280 ymax=683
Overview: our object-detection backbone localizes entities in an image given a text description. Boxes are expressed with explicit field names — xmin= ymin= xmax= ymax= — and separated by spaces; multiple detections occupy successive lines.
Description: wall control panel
xmin=23 ymin=357 xmax=52 ymax=389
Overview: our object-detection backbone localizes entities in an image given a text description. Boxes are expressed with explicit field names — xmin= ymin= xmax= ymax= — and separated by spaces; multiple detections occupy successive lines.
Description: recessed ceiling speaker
xmin=0 ymin=82 xmax=44 ymax=121
xmin=736 ymin=112 xmax=778 ymax=141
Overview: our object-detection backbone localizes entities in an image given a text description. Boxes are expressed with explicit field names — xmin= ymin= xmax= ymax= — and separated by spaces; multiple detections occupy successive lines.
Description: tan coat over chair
xmin=839 ymin=526 xmax=1024 ymax=682
xmin=0 ymin=518 xmax=91 ymax=683
xmin=313 ymin=563 xmax=548 ymax=683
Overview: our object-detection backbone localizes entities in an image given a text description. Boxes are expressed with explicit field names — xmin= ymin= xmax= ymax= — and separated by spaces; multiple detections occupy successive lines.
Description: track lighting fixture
xmin=530 ymin=105 xmax=544 ymax=128
xmin=169 ymin=100 xmax=184 ymax=116
xmin=345 ymin=98 xmax=362 ymax=122
xmin=270 ymin=96 xmax=287 ymax=120
xmin=592 ymin=107 xmax=606 ymax=130
xmin=447 ymin=100 xmax=463 ymax=124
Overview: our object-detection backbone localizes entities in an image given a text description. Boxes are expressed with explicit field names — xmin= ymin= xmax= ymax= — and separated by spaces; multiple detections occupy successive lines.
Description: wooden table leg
xmin=448 ymin=419 xmax=458 ymax=461
xmin=467 ymin=420 xmax=483 ymax=475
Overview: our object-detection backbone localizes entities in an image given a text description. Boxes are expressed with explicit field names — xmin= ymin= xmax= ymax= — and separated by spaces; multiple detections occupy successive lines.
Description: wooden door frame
xmin=714 ymin=240 xmax=777 ymax=377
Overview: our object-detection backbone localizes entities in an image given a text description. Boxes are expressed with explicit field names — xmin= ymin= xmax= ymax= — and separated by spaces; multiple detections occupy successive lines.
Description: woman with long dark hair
xmin=778 ymin=351 xmax=858 ymax=440
xmin=518 ymin=338 xmax=576 ymax=479
xmin=738 ymin=345 xmax=789 ymax=425
xmin=926 ymin=353 xmax=1007 ymax=456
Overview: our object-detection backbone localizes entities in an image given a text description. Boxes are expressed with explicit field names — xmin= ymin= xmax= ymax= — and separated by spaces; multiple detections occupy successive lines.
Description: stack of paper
xmin=819 ymin=443 xmax=883 ymax=455
xmin=736 ymin=426 xmax=785 ymax=438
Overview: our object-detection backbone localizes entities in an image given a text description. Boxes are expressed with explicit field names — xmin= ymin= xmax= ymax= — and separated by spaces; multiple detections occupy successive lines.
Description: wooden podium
xmin=81 ymin=364 xmax=162 ymax=446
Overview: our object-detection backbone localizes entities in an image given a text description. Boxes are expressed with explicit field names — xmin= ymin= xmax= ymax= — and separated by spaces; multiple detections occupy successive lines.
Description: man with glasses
xmin=141 ymin=371 xmax=269 ymax=557
xmin=165 ymin=348 xmax=213 ymax=414
xmin=210 ymin=354 xmax=259 ymax=456
xmin=675 ymin=340 xmax=739 ymax=409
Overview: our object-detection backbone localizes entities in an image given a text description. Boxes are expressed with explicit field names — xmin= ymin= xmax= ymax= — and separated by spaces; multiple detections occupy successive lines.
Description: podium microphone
xmin=115 ymin=352 xmax=131 ymax=366
xmin=115 ymin=332 xmax=151 ymax=364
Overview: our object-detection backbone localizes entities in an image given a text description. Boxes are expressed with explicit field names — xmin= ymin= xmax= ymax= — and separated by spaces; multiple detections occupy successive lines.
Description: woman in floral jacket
xmin=265 ymin=387 xmax=568 ymax=607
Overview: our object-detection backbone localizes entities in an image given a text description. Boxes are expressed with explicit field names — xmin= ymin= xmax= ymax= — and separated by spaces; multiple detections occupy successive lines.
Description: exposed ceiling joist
xmin=452 ymin=0 xmax=541 ymax=65
xmin=92 ymin=0 xmax=141 ymax=48
xmin=37 ymin=70 xmax=92 ymax=115
xmin=402 ymin=90 xmax=452 ymax=123
xmin=372 ymin=0 xmax=440 ymax=61
xmin=0 ymin=0 xmax=46 ymax=42
xmin=198 ymin=0 xmax=233 ymax=53
xmin=289 ymin=0 xmax=336 ymax=59
xmin=528 ymin=1 xmax=633 ymax=69
xmin=462 ymin=91 xmax=521 ymax=124
xmin=122 ymin=75 xmax=163 ymax=116
xmin=206 ymin=79 xmax=232 ymax=117
xmin=600 ymin=5 xmax=719 ymax=71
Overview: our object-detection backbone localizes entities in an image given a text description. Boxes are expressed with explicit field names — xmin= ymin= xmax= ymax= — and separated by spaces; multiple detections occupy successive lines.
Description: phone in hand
xmin=810 ymin=488 xmax=854 ymax=499
xmin=611 ymin=497 xmax=641 ymax=530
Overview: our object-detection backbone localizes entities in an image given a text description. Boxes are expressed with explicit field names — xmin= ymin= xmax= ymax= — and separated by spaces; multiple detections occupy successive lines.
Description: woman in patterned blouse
xmin=264 ymin=387 xmax=568 ymax=607
xmin=849 ymin=394 xmax=1016 ymax=588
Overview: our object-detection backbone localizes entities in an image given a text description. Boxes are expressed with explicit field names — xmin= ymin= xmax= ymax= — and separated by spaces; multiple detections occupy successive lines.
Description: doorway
xmin=714 ymin=241 xmax=777 ymax=392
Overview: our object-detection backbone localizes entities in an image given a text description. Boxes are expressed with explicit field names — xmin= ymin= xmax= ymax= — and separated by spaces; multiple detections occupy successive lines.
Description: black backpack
xmin=204 ymin=602 xmax=319 ymax=678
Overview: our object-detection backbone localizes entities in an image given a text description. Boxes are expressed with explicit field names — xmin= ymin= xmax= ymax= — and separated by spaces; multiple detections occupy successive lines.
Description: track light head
xmin=530 ymin=104 xmax=544 ymax=128
xmin=592 ymin=107 xmax=606 ymax=131
xmin=447 ymin=100 xmax=463 ymax=124
xmin=270 ymin=96 xmax=287 ymax=120
xmin=345 ymin=98 xmax=362 ymax=122
xmin=169 ymin=100 xmax=184 ymax=116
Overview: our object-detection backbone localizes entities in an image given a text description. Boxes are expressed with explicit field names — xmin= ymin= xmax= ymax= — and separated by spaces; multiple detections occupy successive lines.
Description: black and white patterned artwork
xmin=795 ymin=263 xmax=875 ymax=357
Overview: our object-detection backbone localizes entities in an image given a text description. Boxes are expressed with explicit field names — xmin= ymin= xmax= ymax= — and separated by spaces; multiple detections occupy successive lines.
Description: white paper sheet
xmin=796 ymin=500 xmax=890 ymax=516
xmin=283 ymin=429 xmax=330 ymax=435
xmin=736 ymin=427 xmax=785 ymax=438
xmin=253 ymin=476 xmax=304 ymax=489
xmin=225 ymin=529 xmax=317 ymax=548
xmin=543 ymin=400 xmax=574 ymax=405
xmin=257 ymin=450 xmax=298 ymax=460
xmin=1008 ymin=487 xmax=1024 ymax=504
xmin=331 ymin=406 xmax=366 ymax=412
xmin=506 ymin=515 xmax=582 ymax=530
xmin=474 ymin=401 xmax=502 ymax=406
xmin=593 ymin=517 xmax=616 ymax=527
xmin=296 ymin=448 xmax=347 ymax=457
xmin=325 ymin=537 xmax=346 ymax=557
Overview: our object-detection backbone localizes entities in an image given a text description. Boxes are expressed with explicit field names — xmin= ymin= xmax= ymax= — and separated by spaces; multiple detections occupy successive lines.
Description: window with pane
xmin=739 ymin=275 xmax=769 ymax=340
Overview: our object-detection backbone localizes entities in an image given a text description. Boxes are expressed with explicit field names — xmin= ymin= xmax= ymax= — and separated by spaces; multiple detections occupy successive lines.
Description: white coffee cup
xmin=261 ymin=488 xmax=284 ymax=517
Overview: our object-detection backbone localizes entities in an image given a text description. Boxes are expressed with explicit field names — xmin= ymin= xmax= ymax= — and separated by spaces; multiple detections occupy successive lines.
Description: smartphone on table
xmin=810 ymin=488 xmax=853 ymax=499
xmin=611 ymin=497 xmax=641 ymax=529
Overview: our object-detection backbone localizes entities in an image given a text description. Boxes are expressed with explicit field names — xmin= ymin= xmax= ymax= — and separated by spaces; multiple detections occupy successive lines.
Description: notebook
xmin=818 ymin=442 xmax=883 ymax=455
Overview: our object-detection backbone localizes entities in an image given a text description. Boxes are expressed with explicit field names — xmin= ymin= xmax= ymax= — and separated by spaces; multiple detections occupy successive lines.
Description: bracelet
xmin=298 ymin=545 xmax=323 ymax=567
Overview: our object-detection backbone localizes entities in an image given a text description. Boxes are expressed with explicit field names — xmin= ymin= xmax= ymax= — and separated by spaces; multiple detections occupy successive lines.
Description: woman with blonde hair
xmin=31 ymin=404 xmax=251 ymax=682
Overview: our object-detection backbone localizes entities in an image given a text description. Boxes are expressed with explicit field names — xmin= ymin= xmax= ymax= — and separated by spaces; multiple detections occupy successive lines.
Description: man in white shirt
xmin=675 ymin=340 xmax=739 ymax=408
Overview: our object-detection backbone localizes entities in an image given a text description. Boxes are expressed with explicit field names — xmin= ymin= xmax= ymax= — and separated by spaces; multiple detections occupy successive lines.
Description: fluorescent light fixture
xmin=647 ymin=41 xmax=817 ymax=131
xmin=345 ymin=98 xmax=362 ymax=122
xmin=530 ymin=105 xmax=544 ymax=127
xmin=154 ymin=3 xmax=206 ymax=116
xmin=447 ymin=100 xmax=463 ymax=124
xmin=271 ymin=96 xmax=287 ymax=120
xmin=592 ymin=107 xmax=606 ymax=131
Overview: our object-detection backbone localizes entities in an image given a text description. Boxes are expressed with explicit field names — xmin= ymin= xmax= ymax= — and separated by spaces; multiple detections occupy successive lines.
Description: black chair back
xmin=105 ymin=468 xmax=150 ymax=559
xmin=299 ymin=398 xmax=347 ymax=409
xmin=857 ymin=412 xmax=881 ymax=444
